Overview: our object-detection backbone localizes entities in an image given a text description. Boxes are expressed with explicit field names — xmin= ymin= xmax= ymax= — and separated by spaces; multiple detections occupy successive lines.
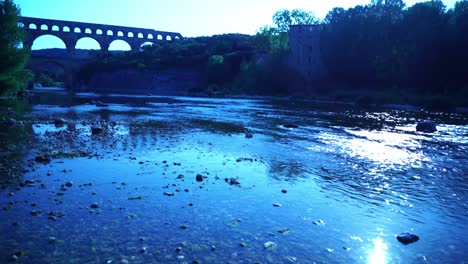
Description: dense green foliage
xmin=0 ymin=0 xmax=32 ymax=96
xmin=75 ymin=1 xmax=468 ymax=106
xmin=321 ymin=0 xmax=468 ymax=103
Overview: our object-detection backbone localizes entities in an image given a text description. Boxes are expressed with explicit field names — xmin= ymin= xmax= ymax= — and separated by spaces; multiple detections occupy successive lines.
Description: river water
xmin=1 ymin=88 xmax=467 ymax=263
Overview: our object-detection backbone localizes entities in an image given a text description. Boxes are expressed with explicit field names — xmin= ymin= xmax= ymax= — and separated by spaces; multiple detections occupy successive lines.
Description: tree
xmin=0 ymin=0 xmax=32 ymax=96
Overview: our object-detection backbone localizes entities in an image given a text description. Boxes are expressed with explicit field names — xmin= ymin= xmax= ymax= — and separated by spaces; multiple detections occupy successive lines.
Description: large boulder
xmin=416 ymin=121 xmax=437 ymax=133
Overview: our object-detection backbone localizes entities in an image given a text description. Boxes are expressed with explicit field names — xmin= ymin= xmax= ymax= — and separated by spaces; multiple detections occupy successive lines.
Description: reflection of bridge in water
xmin=20 ymin=16 xmax=183 ymax=52
xmin=20 ymin=17 xmax=183 ymax=89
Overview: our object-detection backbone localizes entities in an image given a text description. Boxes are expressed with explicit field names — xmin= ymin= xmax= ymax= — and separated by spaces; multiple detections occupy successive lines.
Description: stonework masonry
xmin=289 ymin=25 xmax=327 ymax=81
xmin=19 ymin=16 xmax=183 ymax=52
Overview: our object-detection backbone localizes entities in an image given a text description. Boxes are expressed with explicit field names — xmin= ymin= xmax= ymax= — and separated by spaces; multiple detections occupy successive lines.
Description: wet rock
xmin=313 ymin=219 xmax=325 ymax=226
xmin=95 ymin=100 xmax=109 ymax=107
xmin=239 ymin=242 xmax=246 ymax=247
xmin=195 ymin=174 xmax=204 ymax=182
xmin=177 ymin=174 xmax=184 ymax=179
xmin=278 ymin=228 xmax=290 ymax=234
xmin=179 ymin=225 xmax=188 ymax=230
xmin=397 ymin=232 xmax=420 ymax=245
xmin=163 ymin=192 xmax=174 ymax=197
xmin=176 ymin=255 xmax=185 ymax=261
xmin=91 ymin=126 xmax=104 ymax=135
xmin=30 ymin=210 xmax=41 ymax=216
xmin=273 ymin=203 xmax=282 ymax=207
xmin=283 ymin=124 xmax=299 ymax=129
xmin=48 ymin=237 xmax=57 ymax=244
xmin=8 ymin=192 xmax=14 ymax=197
xmin=4 ymin=118 xmax=16 ymax=127
xmin=210 ymin=245 xmax=216 ymax=251
xmin=225 ymin=177 xmax=240 ymax=185
xmin=245 ymin=132 xmax=253 ymax=138
xmin=35 ymin=155 xmax=51 ymax=164
xmin=139 ymin=247 xmax=147 ymax=253
xmin=175 ymin=247 xmax=182 ymax=253
xmin=54 ymin=118 xmax=67 ymax=126
xmin=65 ymin=181 xmax=73 ymax=187
xmin=416 ymin=121 xmax=437 ymax=133
xmin=264 ymin=241 xmax=277 ymax=250
xmin=128 ymin=196 xmax=143 ymax=200
xmin=90 ymin=203 xmax=99 ymax=209
xmin=281 ymin=189 xmax=287 ymax=193
xmin=8 ymin=254 xmax=19 ymax=262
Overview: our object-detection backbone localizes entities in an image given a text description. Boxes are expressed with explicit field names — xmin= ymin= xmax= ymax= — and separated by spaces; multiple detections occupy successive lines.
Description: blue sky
xmin=15 ymin=0 xmax=458 ymax=50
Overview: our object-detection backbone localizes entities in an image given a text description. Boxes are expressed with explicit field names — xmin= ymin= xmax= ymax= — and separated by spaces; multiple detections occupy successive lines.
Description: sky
xmin=15 ymin=0 xmax=458 ymax=50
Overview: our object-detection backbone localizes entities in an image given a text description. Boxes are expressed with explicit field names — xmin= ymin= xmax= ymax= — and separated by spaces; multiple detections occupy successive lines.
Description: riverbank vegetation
xmin=74 ymin=0 xmax=468 ymax=108
xmin=0 ymin=0 xmax=32 ymax=96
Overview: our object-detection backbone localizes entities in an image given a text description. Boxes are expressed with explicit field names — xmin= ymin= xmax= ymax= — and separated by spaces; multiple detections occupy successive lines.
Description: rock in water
xmin=416 ymin=121 xmax=437 ymax=133
xmin=54 ymin=118 xmax=67 ymax=126
xmin=264 ymin=241 xmax=277 ymax=249
xmin=283 ymin=124 xmax=299 ymax=128
xmin=397 ymin=232 xmax=419 ymax=245
xmin=91 ymin=126 xmax=103 ymax=135
xmin=195 ymin=174 xmax=204 ymax=182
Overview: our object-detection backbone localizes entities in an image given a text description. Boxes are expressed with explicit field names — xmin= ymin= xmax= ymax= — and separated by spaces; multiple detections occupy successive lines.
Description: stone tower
xmin=289 ymin=25 xmax=327 ymax=81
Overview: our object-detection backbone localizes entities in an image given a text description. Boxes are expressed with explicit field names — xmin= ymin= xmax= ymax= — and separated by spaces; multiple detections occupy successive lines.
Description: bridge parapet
xmin=20 ymin=16 xmax=183 ymax=52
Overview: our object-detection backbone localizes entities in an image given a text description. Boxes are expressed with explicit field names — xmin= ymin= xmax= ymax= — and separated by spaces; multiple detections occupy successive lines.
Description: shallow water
xmin=1 ymin=88 xmax=467 ymax=263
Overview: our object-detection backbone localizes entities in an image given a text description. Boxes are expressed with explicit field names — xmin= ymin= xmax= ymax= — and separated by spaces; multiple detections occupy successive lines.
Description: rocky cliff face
xmin=84 ymin=69 xmax=205 ymax=95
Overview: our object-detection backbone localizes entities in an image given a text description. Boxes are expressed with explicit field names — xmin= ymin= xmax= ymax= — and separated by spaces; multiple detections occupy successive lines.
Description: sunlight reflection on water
xmin=368 ymin=238 xmax=388 ymax=264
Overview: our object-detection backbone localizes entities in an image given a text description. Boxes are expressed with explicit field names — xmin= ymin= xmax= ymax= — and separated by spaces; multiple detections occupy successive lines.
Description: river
xmin=1 ymin=88 xmax=467 ymax=263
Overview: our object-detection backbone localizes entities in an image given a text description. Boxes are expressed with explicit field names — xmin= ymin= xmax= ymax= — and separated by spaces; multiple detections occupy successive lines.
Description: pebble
xmin=210 ymin=245 xmax=216 ymax=251
xmin=65 ymin=181 xmax=73 ymax=187
xmin=264 ymin=241 xmax=277 ymax=250
xmin=397 ymin=232 xmax=420 ymax=245
xmin=273 ymin=203 xmax=282 ymax=207
xmin=176 ymin=255 xmax=185 ymax=261
xmin=139 ymin=247 xmax=147 ymax=253
xmin=91 ymin=126 xmax=103 ymax=135
xmin=281 ymin=189 xmax=287 ymax=193
xmin=90 ymin=203 xmax=99 ymax=209
xmin=196 ymin=174 xmax=204 ymax=182
xmin=48 ymin=237 xmax=57 ymax=244
xmin=179 ymin=225 xmax=188 ymax=230
xmin=176 ymin=247 xmax=182 ymax=253
xmin=239 ymin=242 xmax=246 ymax=247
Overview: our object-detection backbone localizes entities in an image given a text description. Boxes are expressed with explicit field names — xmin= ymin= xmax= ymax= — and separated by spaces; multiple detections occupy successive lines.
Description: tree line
xmin=1 ymin=0 xmax=467 ymax=107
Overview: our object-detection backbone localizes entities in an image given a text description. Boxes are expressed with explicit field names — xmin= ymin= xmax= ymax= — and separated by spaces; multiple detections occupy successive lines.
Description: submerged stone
xmin=397 ymin=232 xmax=420 ymax=245
xmin=90 ymin=203 xmax=99 ymax=209
xmin=195 ymin=174 xmax=204 ymax=182
xmin=264 ymin=241 xmax=277 ymax=250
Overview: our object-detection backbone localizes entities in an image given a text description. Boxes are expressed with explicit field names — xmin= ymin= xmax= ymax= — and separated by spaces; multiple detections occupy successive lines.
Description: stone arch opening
xmin=18 ymin=22 xmax=24 ymax=28
xmin=166 ymin=35 xmax=172 ymax=41
xmin=140 ymin=42 xmax=154 ymax=49
xmin=52 ymin=25 xmax=59 ymax=31
xmin=157 ymin=34 xmax=163 ymax=40
xmin=109 ymin=39 xmax=131 ymax=51
xmin=174 ymin=36 xmax=181 ymax=40
xmin=74 ymin=27 xmax=81 ymax=33
xmin=63 ymin=26 xmax=70 ymax=32
xmin=96 ymin=29 xmax=103 ymax=35
xmin=137 ymin=33 xmax=144 ymax=38
xmin=147 ymin=34 xmax=153 ymax=39
xmin=40 ymin=24 xmax=48 ymax=30
xmin=29 ymin=23 xmax=37 ymax=30
xmin=128 ymin=32 xmax=134 ymax=38
xmin=76 ymin=37 xmax=101 ymax=50
xmin=107 ymin=30 xmax=113 ymax=36
xmin=31 ymin=34 xmax=66 ymax=50
xmin=117 ymin=31 xmax=124 ymax=37
xmin=85 ymin=28 xmax=92 ymax=34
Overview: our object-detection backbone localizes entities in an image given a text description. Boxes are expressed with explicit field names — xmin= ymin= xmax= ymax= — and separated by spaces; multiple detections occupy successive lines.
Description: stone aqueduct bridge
xmin=20 ymin=16 xmax=183 ymax=52
xmin=20 ymin=17 xmax=183 ymax=89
